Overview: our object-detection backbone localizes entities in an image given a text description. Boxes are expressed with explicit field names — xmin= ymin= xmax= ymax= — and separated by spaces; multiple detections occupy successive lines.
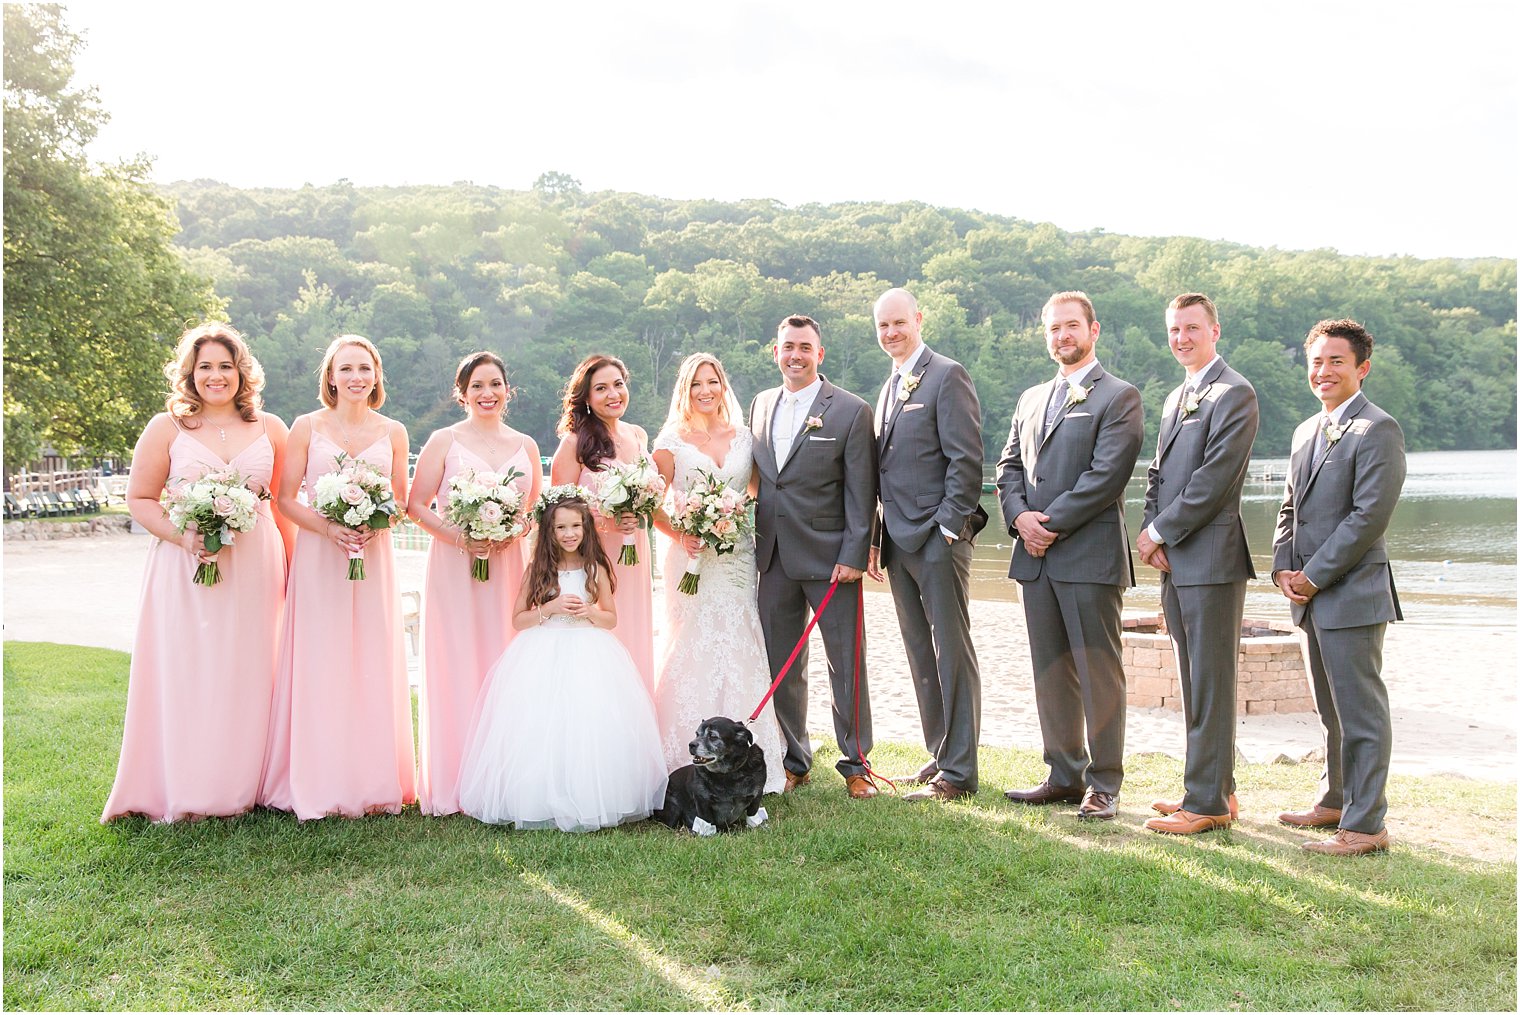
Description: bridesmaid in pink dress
xmin=550 ymin=354 xmax=656 ymax=697
xmin=406 ymin=351 xmax=542 ymax=816
xmin=259 ymin=335 xmax=416 ymax=820
xmin=103 ymin=323 xmax=294 ymax=823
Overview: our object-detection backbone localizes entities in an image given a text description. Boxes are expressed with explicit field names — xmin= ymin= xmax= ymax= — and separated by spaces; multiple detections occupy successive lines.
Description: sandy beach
xmin=4 ymin=532 xmax=1514 ymax=782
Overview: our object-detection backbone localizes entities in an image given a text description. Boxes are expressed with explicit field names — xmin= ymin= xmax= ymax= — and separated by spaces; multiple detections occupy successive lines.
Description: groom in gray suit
xmin=997 ymin=291 xmax=1143 ymax=821
xmin=869 ymin=287 xmax=987 ymax=802
xmin=1273 ymin=318 xmax=1405 ymax=855
xmin=751 ymin=315 xmax=880 ymax=799
xmin=1136 ymin=293 xmax=1259 ymax=835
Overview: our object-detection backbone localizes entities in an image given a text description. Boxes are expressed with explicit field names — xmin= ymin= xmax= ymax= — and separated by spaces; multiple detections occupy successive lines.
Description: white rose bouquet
xmin=666 ymin=468 xmax=755 ymax=595
xmin=593 ymin=456 xmax=666 ymax=565
xmin=442 ymin=466 xmax=527 ymax=581
xmin=161 ymin=467 xmax=265 ymax=587
xmin=311 ymin=453 xmax=399 ymax=580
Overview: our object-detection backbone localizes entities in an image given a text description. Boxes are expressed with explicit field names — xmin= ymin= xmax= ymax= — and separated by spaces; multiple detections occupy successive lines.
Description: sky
xmin=62 ymin=0 xmax=1518 ymax=260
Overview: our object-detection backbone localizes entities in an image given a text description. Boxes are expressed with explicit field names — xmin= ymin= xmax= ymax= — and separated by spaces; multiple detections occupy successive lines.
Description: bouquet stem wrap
xmin=348 ymin=547 xmax=366 ymax=581
xmin=472 ymin=553 xmax=491 ymax=582
xmin=619 ymin=532 xmax=639 ymax=566
xmin=677 ymin=552 xmax=703 ymax=595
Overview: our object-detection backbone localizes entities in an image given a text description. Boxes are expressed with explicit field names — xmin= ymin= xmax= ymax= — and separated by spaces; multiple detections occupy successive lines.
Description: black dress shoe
xmin=1004 ymin=781 xmax=1085 ymax=805
xmin=892 ymin=760 xmax=940 ymax=786
xmin=1077 ymin=789 xmax=1118 ymax=821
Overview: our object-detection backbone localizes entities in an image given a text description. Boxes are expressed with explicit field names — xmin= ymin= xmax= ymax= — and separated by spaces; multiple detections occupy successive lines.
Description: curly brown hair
xmin=523 ymin=497 xmax=616 ymax=611
xmin=557 ymin=353 xmax=627 ymax=471
xmin=164 ymin=322 xmax=264 ymax=426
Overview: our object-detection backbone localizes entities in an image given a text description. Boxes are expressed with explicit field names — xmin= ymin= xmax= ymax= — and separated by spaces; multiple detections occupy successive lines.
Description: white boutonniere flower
xmin=898 ymin=372 xmax=923 ymax=402
xmin=1323 ymin=420 xmax=1348 ymax=448
xmin=802 ymin=411 xmax=825 ymax=434
xmin=1063 ymin=379 xmax=1092 ymax=409
xmin=1180 ymin=385 xmax=1208 ymax=417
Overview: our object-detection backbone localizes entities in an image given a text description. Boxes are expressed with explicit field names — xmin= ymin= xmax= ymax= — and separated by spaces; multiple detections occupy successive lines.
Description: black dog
xmin=653 ymin=716 xmax=767 ymax=833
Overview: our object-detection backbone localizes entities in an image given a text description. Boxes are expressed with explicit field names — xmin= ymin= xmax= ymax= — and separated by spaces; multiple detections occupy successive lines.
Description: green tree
xmin=3 ymin=3 xmax=214 ymax=469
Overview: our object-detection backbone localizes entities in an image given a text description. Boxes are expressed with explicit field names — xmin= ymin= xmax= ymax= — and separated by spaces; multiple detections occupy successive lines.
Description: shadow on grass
xmin=5 ymin=642 xmax=1516 ymax=1011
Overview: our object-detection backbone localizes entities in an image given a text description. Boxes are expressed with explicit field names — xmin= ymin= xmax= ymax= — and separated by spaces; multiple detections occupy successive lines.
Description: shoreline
xmin=3 ymin=533 xmax=1514 ymax=782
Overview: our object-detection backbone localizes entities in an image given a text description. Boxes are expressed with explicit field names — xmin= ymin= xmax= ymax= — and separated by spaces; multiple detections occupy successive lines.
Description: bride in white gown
xmin=651 ymin=353 xmax=786 ymax=795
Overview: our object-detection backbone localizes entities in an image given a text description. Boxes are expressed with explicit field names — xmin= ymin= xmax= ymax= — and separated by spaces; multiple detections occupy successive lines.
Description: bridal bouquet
xmin=311 ymin=453 xmax=398 ymax=580
xmin=442 ymin=466 xmax=527 ymax=581
xmin=161 ymin=467 xmax=265 ymax=587
xmin=666 ymin=468 xmax=755 ymax=595
xmin=593 ymin=456 xmax=666 ymax=565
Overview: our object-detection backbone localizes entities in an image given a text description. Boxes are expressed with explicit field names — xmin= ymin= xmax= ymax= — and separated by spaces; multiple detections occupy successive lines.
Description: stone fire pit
xmin=1121 ymin=614 xmax=1313 ymax=714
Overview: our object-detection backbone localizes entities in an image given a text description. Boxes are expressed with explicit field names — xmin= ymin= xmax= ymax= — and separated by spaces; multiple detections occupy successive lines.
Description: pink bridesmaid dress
xmin=580 ymin=462 xmax=655 ymax=698
xmin=103 ymin=425 xmax=286 ymax=822
xmin=259 ymin=431 xmax=416 ymax=819
xmin=416 ymin=440 xmax=533 ymax=815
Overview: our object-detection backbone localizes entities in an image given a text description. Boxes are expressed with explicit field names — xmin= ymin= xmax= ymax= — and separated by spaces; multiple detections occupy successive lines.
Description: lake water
xmin=970 ymin=449 xmax=1517 ymax=629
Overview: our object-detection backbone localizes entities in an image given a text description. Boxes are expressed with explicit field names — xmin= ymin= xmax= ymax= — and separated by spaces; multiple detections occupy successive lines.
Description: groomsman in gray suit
xmin=1273 ymin=318 xmax=1405 ymax=855
xmin=997 ymin=291 xmax=1143 ymax=821
xmin=1136 ymin=293 xmax=1259 ymax=835
xmin=751 ymin=315 xmax=880 ymax=799
xmin=868 ymin=288 xmax=987 ymax=801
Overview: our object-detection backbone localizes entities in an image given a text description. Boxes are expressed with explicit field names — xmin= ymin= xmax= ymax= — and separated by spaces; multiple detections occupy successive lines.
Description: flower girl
xmin=457 ymin=486 xmax=668 ymax=831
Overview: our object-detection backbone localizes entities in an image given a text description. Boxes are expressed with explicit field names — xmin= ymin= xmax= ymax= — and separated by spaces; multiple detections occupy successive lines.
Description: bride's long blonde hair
xmin=660 ymin=353 xmax=743 ymax=435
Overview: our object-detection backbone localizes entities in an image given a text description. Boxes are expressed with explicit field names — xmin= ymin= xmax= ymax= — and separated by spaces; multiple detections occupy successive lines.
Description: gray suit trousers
xmin=1301 ymin=611 xmax=1391 ymax=833
xmin=758 ymin=555 xmax=871 ymax=778
xmin=1160 ymin=575 xmax=1246 ymax=814
xmin=883 ymin=531 xmax=980 ymax=790
xmin=1020 ymin=573 xmax=1125 ymax=795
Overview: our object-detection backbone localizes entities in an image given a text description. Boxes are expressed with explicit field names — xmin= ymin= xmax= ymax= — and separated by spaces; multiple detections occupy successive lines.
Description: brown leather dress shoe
xmin=783 ymin=770 xmax=811 ymax=793
xmin=1144 ymin=808 xmax=1232 ymax=835
xmin=845 ymin=775 xmax=879 ymax=799
xmin=1301 ymin=828 xmax=1390 ymax=855
xmin=1152 ymin=793 xmax=1239 ymax=820
xmin=892 ymin=760 xmax=940 ymax=786
xmin=903 ymin=777 xmax=971 ymax=802
xmin=1278 ymin=804 xmax=1342 ymax=828
xmin=1004 ymin=781 xmax=1084 ymax=805
xmin=1076 ymin=789 xmax=1118 ymax=821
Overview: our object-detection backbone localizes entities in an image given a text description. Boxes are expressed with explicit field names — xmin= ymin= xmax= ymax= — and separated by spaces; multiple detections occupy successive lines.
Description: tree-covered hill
xmin=165 ymin=175 xmax=1516 ymax=460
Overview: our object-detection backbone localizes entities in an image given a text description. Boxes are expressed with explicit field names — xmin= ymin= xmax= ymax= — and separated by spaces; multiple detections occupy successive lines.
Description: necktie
xmin=775 ymin=393 xmax=797 ymax=467
xmin=1042 ymin=376 xmax=1068 ymax=440
xmin=881 ymin=370 xmax=900 ymax=427
xmin=1312 ymin=414 xmax=1332 ymax=465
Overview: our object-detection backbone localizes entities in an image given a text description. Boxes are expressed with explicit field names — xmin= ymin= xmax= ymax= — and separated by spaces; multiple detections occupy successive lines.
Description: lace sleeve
xmin=651 ymin=427 xmax=685 ymax=455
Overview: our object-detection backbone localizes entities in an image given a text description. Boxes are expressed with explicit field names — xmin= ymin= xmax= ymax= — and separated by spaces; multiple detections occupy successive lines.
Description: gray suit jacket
xmin=750 ymin=377 xmax=877 ymax=579
xmin=875 ymin=347 xmax=986 ymax=553
xmin=1141 ymin=358 xmax=1259 ymax=586
xmin=1272 ymin=394 xmax=1405 ymax=629
xmin=995 ymin=363 xmax=1144 ymax=586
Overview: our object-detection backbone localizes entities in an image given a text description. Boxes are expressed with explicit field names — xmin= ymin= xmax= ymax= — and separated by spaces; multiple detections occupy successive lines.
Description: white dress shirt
xmin=773 ymin=377 xmax=823 ymax=468
xmin=1146 ymin=357 xmax=1219 ymax=546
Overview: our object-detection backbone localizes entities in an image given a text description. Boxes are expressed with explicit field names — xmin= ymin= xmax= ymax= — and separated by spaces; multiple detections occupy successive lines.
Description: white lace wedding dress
xmin=652 ymin=426 xmax=786 ymax=794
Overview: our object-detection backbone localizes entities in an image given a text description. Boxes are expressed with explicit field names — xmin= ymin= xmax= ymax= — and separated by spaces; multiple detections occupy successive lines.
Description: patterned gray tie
xmin=881 ymin=370 xmax=900 ymax=427
xmin=1312 ymin=414 xmax=1332 ymax=465
xmin=1042 ymin=376 xmax=1068 ymax=440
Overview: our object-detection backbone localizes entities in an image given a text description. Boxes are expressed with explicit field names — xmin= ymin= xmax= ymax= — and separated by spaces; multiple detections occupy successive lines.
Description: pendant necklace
xmin=337 ymin=412 xmax=367 ymax=448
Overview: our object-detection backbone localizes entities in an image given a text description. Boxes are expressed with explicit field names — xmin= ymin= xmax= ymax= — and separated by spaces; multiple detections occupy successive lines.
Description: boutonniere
xmin=1063 ymin=379 xmax=1092 ymax=409
xmin=1323 ymin=420 xmax=1348 ymax=448
xmin=898 ymin=372 xmax=923 ymax=402
xmin=801 ymin=410 xmax=825 ymax=434
xmin=1180 ymin=384 xmax=1209 ymax=417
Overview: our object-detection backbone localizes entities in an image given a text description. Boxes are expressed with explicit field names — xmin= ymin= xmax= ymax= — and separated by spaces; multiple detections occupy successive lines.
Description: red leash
xmin=748 ymin=580 xmax=896 ymax=794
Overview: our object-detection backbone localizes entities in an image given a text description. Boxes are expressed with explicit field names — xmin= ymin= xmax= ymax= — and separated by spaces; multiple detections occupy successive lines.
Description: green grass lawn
xmin=4 ymin=642 xmax=1515 ymax=1011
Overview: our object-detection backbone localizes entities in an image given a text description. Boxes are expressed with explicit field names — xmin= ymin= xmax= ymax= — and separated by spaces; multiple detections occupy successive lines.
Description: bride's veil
xmin=657 ymin=352 xmax=744 ymax=443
